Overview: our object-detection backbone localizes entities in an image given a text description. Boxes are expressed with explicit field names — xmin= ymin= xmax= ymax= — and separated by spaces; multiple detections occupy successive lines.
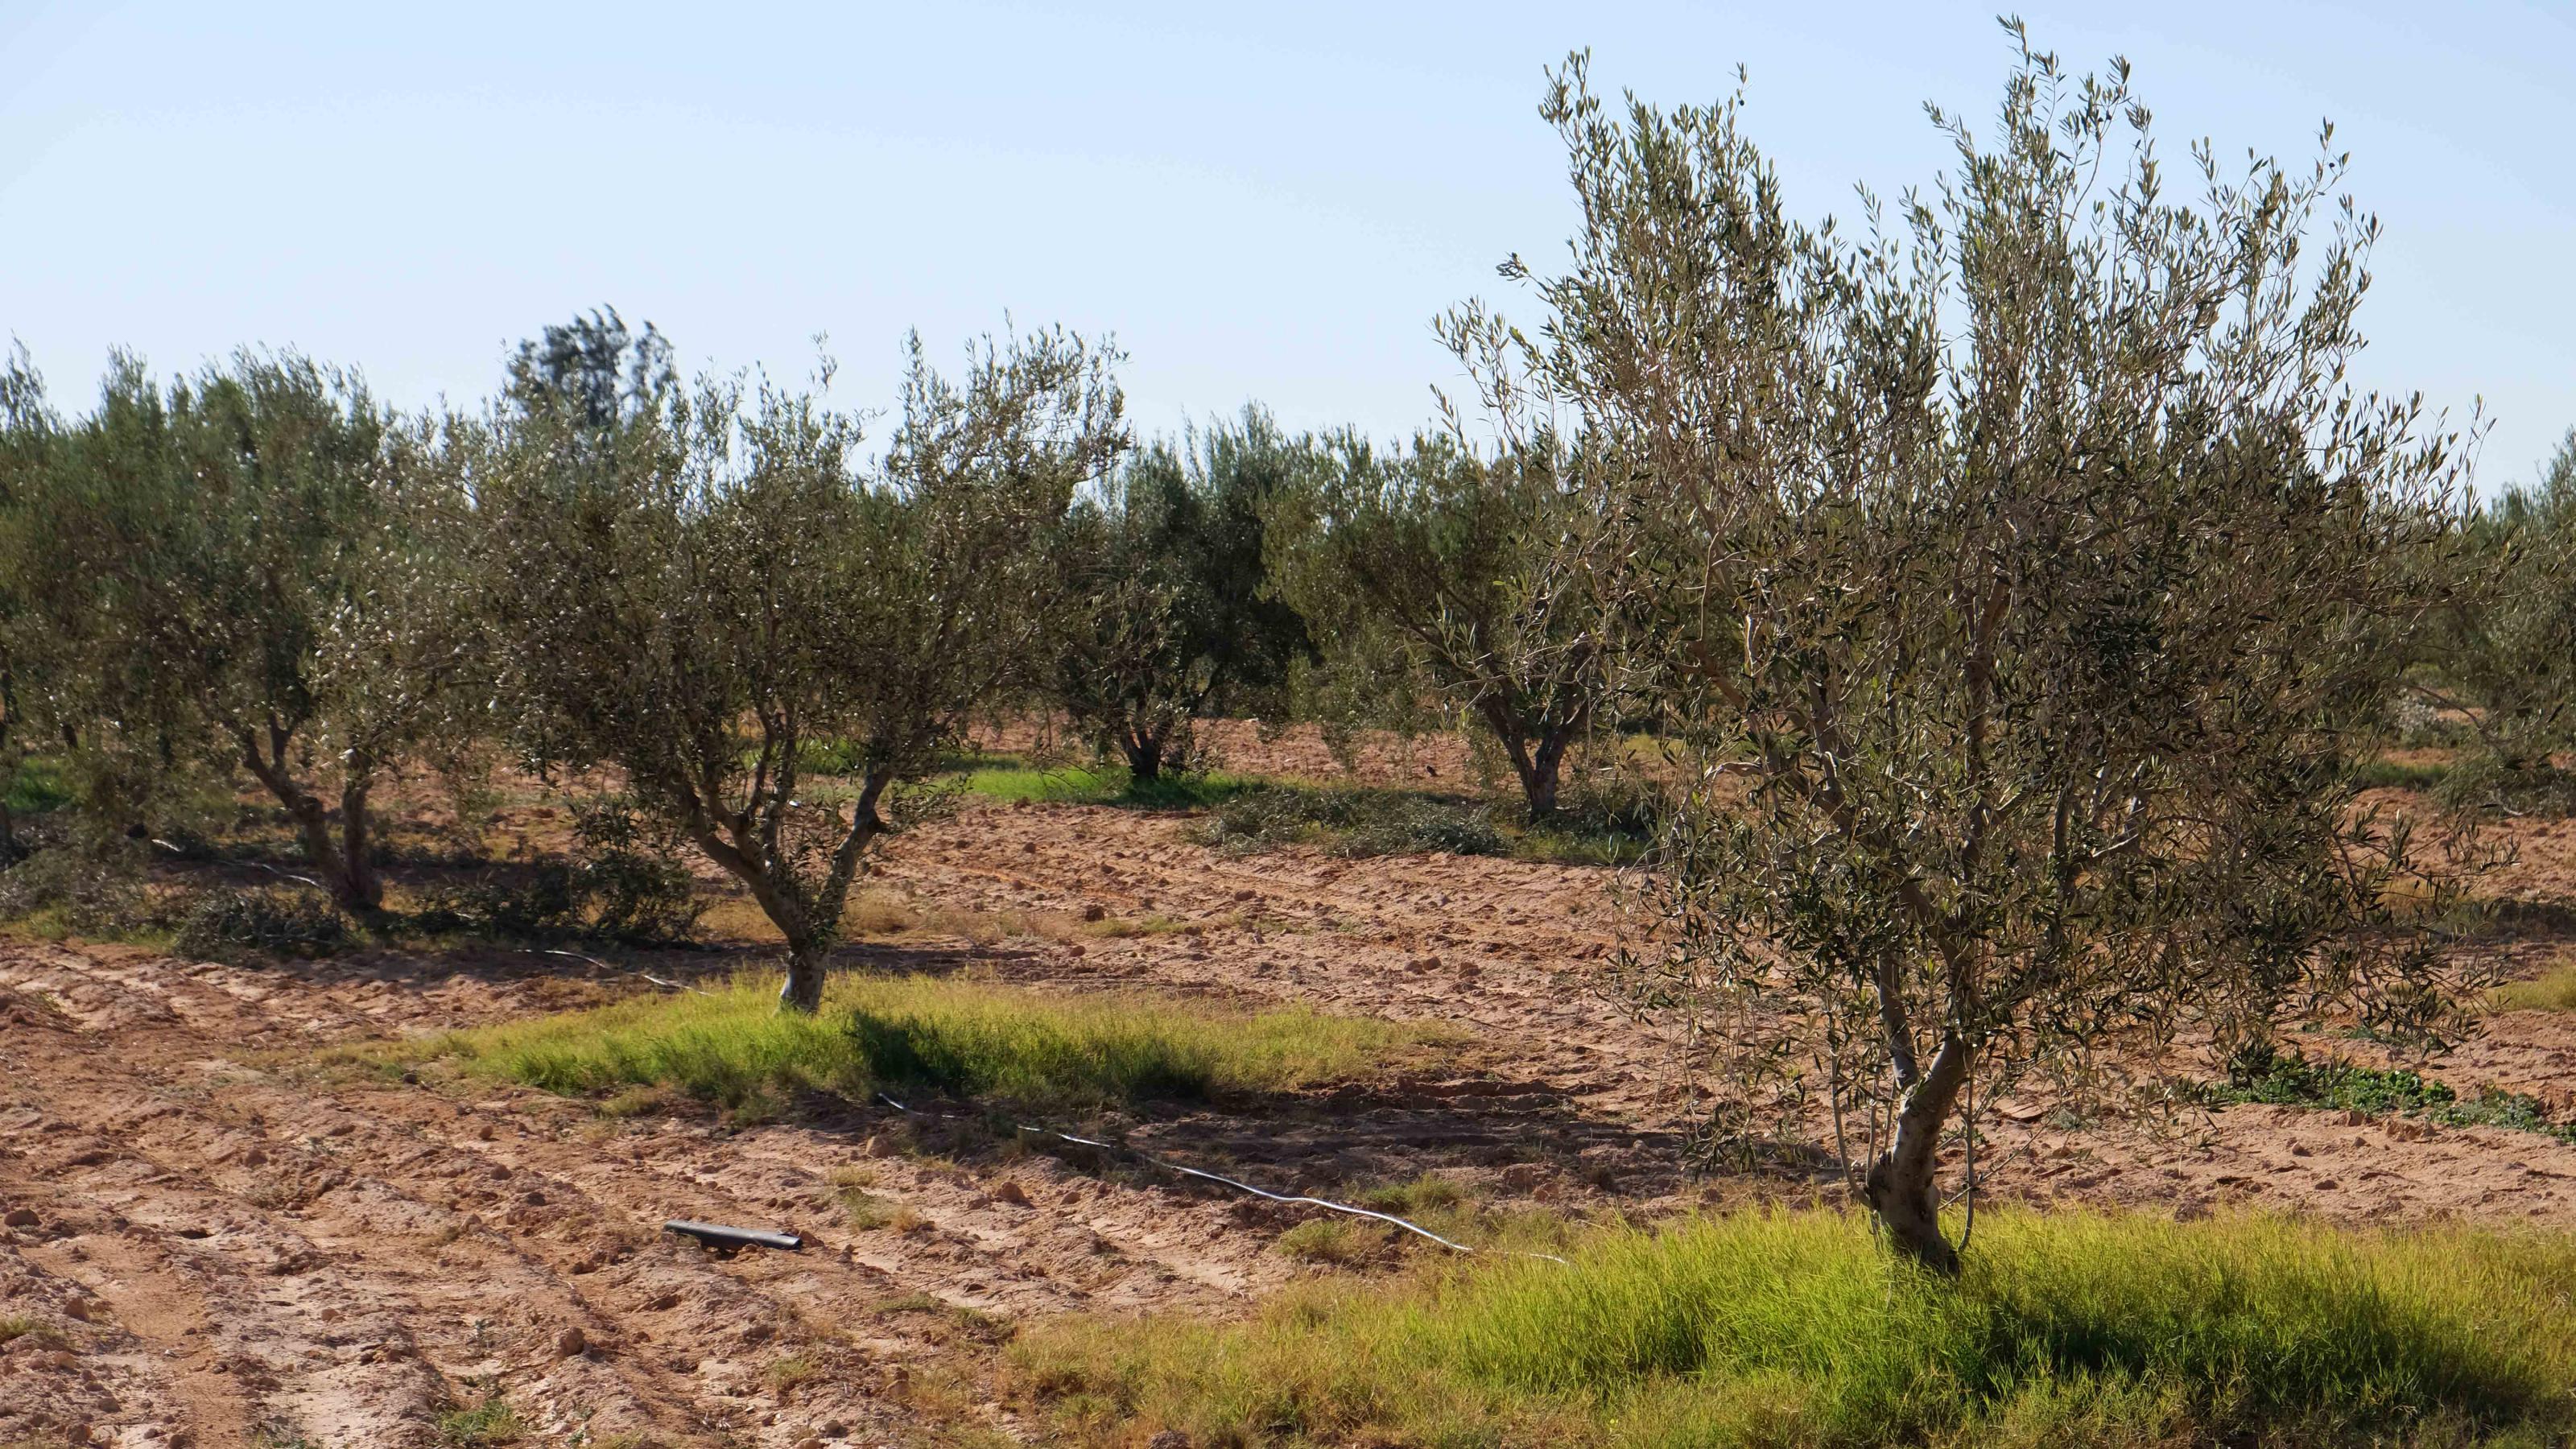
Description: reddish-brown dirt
xmin=8 ymin=729 xmax=2576 ymax=1446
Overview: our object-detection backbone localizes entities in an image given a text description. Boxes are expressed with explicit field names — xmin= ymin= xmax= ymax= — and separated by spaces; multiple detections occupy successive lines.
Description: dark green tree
xmin=2417 ymin=428 xmax=2576 ymax=805
xmin=1053 ymin=407 xmax=1311 ymax=782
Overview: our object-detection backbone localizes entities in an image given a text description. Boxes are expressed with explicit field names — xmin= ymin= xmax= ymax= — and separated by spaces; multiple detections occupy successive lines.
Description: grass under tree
xmin=1009 ymin=1208 xmax=2576 ymax=1447
xmin=377 ymin=972 xmax=1447 ymax=1115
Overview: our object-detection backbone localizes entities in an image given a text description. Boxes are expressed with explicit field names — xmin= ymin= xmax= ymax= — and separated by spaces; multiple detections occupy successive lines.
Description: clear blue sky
xmin=5 ymin=2 xmax=2570 ymax=490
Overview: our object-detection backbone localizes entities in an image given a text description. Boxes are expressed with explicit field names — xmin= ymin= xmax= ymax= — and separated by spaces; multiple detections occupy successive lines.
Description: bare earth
xmin=7 ymin=724 xmax=2576 ymax=1447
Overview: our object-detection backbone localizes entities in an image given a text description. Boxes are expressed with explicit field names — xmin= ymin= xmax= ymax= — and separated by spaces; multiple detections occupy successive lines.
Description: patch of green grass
xmin=1274 ymin=1216 xmax=1394 ymax=1266
xmin=1196 ymin=784 xmax=1510 ymax=858
xmin=766 ymin=1352 xmax=820 ymax=1393
xmin=378 ymin=973 xmax=1443 ymax=1113
xmin=2356 ymin=757 xmax=2452 ymax=790
xmin=0 ymin=1314 xmax=65 ymax=1348
xmin=434 ymin=1392 xmax=523 ymax=1447
xmin=2492 ymin=959 xmax=2576 ymax=1013
xmin=1352 ymin=1173 xmax=1471 ymax=1216
xmin=1195 ymin=780 xmax=1659 ymax=865
xmin=956 ymin=759 xmax=1257 ymax=810
xmin=838 ymin=1184 xmax=919 ymax=1232
xmin=2199 ymin=1042 xmax=2576 ymax=1145
xmin=3 ymin=757 xmax=73 ymax=816
xmin=1080 ymin=912 xmax=1200 ymax=939
xmin=1008 ymin=1208 xmax=2576 ymax=1447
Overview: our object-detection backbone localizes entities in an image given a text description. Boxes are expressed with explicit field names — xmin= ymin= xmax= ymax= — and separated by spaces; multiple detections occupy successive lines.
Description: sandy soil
xmin=7 ymin=731 xmax=2576 ymax=1446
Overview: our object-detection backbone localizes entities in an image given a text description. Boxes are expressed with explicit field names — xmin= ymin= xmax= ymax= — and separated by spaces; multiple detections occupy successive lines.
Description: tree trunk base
xmin=779 ymin=953 xmax=827 ymax=1014
xmin=1864 ymin=1158 xmax=1961 ymax=1275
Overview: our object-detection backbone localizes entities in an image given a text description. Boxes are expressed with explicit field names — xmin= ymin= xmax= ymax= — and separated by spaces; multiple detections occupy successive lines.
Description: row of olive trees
xmin=0 ymin=316 xmax=1128 ymax=1013
xmin=0 ymin=310 xmax=1612 ymax=1009
xmin=1055 ymin=408 xmax=1621 ymax=817
xmin=0 ymin=345 xmax=470 ymax=909
xmin=0 ymin=28 xmax=2536 ymax=1275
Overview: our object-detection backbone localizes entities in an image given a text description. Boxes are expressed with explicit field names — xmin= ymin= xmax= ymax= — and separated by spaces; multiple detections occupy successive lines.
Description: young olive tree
xmin=1477 ymin=36 xmax=2475 ymax=1269
xmin=2417 ymin=429 xmax=2576 ymax=806
xmin=1052 ymin=407 xmax=1311 ymax=781
xmin=479 ymin=316 xmax=1123 ymax=1011
xmin=1 ymin=348 xmax=471 ymax=911
xmin=1266 ymin=427 xmax=1614 ymax=818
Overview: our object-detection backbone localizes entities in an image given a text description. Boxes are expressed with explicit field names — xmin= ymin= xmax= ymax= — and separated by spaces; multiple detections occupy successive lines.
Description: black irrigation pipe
xmin=874 ymin=1091 xmax=1570 ymax=1266
xmin=664 ymin=1219 xmax=803 ymax=1252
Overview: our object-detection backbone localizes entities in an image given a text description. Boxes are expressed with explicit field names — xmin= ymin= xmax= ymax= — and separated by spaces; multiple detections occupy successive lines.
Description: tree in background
xmin=1478 ymin=35 xmax=2477 ymax=1269
xmin=1052 ymin=407 xmax=1311 ymax=782
xmin=478 ymin=314 xmax=1124 ymax=1011
xmin=0 ymin=347 xmax=471 ymax=912
xmin=2417 ymin=427 xmax=2576 ymax=807
xmin=1265 ymin=427 xmax=1615 ymax=818
xmin=0 ymin=348 xmax=53 ymax=860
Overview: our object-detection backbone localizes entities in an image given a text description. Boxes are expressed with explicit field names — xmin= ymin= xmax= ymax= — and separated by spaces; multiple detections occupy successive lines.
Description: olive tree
xmin=1052 ymin=407 xmax=1311 ymax=782
xmin=1266 ymin=427 xmax=1614 ymax=818
xmin=2417 ymin=428 xmax=2576 ymax=806
xmin=0 ymin=347 xmax=470 ymax=911
xmin=0 ymin=347 xmax=54 ymax=858
xmin=478 ymin=316 xmax=1123 ymax=1011
xmin=1476 ymin=36 xmax=2476 ymax=1269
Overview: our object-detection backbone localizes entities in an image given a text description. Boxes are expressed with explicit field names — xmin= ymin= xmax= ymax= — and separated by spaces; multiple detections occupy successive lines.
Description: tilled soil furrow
xmin=13 ymin=776 xmax=2576 ymax=1446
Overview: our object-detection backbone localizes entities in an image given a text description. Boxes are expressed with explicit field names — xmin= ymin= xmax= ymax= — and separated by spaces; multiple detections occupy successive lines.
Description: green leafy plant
xmin=1052 ymin=407 xmax=1312 ymax=782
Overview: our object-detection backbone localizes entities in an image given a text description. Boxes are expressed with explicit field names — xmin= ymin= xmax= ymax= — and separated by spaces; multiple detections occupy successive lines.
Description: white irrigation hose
xmin=535 ymin=947 xmax=712 ymax=997
xmin=152 ymin=838 xmax=332 ymax=894
xmin=875 ymin=1091 xmax=1569 ymax=1265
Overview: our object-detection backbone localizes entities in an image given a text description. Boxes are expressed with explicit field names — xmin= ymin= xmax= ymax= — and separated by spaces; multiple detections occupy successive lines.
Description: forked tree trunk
xmin=279 ymin=791 xmax=383 ymax=914
xmin=1864 ymin=1036 xmax=1970 ymax=1274
xmin=680 ymin=767 xmax=889 ymax=1017
xmin=1476 ymin=700 xmax=1579 ymax=822
xmin=239 ymin=732 xmax=382 ymax=914
xmin=1120 ymin=727 xmax=1166 ymax=783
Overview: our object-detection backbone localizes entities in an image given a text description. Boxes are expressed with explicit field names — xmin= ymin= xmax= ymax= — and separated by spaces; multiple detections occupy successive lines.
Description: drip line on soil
xmin=874 ymin=1091 xmax=1570 ymax=1265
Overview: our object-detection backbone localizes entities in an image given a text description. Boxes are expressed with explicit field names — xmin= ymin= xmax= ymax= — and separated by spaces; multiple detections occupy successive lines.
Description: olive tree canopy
xmin=478 ymin=315 xmax=1124 ymax=1011
xmin=1266 ymin=426 xmax=1616 ymax=819
xmin=1476 ymin=35 xmax=2478 ymax=1269
xmin=0 ymin=347 xmax=469 ymax=910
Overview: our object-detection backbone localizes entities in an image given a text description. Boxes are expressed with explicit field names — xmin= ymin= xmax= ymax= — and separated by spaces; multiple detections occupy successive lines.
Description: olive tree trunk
xmin=238 ymin=729 xmax=382 ymax=914
xmin=1477 ymin=699 xmax=1576 ymax=819
xmin=780 ymin=940 xmax=830 ymax=1014
xmin=1862 ymin=1034 xmax=1969 ymax=1274
xmin=1118 ymin=723 xmax=1168 ymax=783
xmin=683 ymin=771 xmax=890 ymax=1017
